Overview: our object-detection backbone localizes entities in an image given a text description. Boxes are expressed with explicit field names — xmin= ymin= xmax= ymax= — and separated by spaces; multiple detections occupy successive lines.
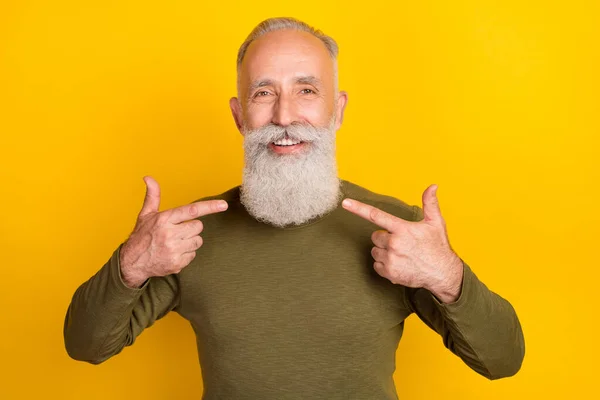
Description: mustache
xmin=243 ymin=122 xmax=325 ymax=145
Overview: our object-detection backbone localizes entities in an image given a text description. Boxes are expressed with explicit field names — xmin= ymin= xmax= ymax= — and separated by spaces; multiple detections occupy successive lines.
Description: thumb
xmin=422 ymin=184 xmax=443 ymax=223
xmin=139 ymin=176 xmax=161 ymax=217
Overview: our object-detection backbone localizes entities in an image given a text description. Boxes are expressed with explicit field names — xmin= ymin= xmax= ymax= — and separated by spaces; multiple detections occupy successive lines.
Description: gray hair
xmin=236 ymin=17 xmax=339 ymax=96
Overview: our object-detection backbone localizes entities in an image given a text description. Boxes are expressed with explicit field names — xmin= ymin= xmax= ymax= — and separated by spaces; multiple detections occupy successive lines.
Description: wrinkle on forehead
xmin=239 ymin=29 xmax=335 ymax=94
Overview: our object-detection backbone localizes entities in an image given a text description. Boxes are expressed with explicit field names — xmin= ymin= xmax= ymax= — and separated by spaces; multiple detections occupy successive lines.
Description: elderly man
xmin=64 ymin=17 xmax=525 ymax=399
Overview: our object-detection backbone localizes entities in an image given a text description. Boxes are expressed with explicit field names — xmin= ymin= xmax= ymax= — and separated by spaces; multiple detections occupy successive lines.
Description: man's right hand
xmin=119 ymin=176 xmax=228 ymax=288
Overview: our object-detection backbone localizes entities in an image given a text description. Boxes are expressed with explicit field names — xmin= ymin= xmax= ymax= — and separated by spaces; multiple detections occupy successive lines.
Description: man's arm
xmin=63 ymin=243 xmax=179 ymax=364
xmin=404 ymin=258 xmax=525 ymax=380
xmin=341 ymin=184 xmax=525 ymax=378
xmin=64 ymin=176 xmax=228 ymax=364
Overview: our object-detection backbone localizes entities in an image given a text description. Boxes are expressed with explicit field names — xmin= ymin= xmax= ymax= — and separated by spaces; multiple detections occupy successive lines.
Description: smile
xmin=268 ymin=141 xmax=307 ymax=154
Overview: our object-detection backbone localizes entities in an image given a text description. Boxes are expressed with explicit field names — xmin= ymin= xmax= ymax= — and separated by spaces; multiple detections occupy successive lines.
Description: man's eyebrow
xmin=295 ymin=76 xmax=322 ymax=87
xmin=248 ymin=79 xmax=274 ymax=94
xmin=246 ymin=76 xmax=323 ymax=100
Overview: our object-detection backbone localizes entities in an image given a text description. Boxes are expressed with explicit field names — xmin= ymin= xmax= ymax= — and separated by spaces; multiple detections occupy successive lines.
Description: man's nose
xmin=271 ymin=93 xmax=297 ymax=126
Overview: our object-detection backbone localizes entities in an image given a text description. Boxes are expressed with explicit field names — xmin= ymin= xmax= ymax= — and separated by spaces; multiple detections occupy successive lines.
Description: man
xmin=64 ymin=17 xmax=525 ymax=399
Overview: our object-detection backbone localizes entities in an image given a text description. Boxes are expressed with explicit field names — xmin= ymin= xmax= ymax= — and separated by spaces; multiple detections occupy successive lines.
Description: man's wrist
xmin=120 ymin=266 xmax=148 ymax=289
xmin=426 ymin=255 xmax=464 ymax=304
xmin=119 ymin=245 xmax=148 ymax=289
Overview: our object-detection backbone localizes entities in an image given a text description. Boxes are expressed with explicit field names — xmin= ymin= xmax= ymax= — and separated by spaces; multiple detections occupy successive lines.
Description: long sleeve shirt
xmin=64 ymin=179 xmax=525 ymax=399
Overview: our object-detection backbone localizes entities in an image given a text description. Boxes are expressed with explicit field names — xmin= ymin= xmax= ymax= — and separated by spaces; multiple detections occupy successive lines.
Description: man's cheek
xmin=245 ymin=105 xmax=274 ymax=129
xmin=298 ymin=103 xmax=331 ymax=127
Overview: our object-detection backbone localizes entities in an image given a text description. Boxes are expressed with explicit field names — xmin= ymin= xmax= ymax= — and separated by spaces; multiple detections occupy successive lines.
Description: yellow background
xmin=1 ymin=1 xmax=598 ymax=398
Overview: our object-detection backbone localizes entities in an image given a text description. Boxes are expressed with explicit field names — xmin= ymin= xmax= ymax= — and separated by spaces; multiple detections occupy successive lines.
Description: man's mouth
xmin=272 ymin=137 xmax=301 ymax=146
xmin=269 ymin=138 xmax=307 ymax=154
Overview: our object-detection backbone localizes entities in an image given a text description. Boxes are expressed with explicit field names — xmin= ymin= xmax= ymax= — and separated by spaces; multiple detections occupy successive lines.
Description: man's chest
xmin=176 ymin=223 xmax=411 ymax=350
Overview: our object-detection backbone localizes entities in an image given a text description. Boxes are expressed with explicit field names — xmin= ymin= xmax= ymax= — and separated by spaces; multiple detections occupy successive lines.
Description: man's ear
xmin=334 ymin=91 xmax=348 ymax=131
xmin=229 ymin=97 xmax=243 ymax=134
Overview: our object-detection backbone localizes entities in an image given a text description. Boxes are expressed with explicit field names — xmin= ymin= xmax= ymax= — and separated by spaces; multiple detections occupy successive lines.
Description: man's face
xmin=230 ymin=28 xmax=348 ymax=227
xmin=230 ymin=29 xmax=347 ymax=146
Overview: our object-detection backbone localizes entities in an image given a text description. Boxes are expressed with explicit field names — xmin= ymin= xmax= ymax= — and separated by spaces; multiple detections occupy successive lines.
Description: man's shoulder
xmin=341 ymin=179 xmax=424 ymax=222
xmin=188 ymin=184 xmax=244 ymax=233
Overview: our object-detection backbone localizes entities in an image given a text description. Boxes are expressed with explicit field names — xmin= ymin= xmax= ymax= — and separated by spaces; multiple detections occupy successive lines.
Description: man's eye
xmin=300 ymin=88 xmax=315 ymax=94
xmin=255 ymin=91 xmax=270 ymax=97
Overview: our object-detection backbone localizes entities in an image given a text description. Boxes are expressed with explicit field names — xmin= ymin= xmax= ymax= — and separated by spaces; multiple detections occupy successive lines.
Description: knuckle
xmin=385 ymin=252 xmax=395 ymax=265
xmin=369 ymin=208 xmax=380 ymax=222
xmin=188 ymin=205 xmax=198 ymax=217
xmin=180 ymin=254 xmax=191 ymax=266
xmin=382 ymin=263 xmax=392 ymax=275
xmin=157 ymin=262 xmax=171 ymax=275
xmin=195 ymin=220 xmax=204 ymax=233
xmin=171 ymin=261 xmax=183 ymax=273
xmin=182 ymin=252 xmax=196 ymax=267
xmin=388 ymin=236 xmax=401 ymax=251
xmin=196 ymin=236 xmax=204 ymax=248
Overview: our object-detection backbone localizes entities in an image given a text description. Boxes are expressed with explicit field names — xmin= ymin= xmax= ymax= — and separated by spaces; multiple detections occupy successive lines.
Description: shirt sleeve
xmin=63 ymin=243 xmax=180 ymax=364
xmin=404 ymin=206 xmax=526 ymax=380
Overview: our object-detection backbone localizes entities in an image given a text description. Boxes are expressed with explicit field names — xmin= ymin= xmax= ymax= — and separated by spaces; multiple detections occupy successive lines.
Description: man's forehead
xmin=240 ymin=30 xmax=334 ymax=85
xmin=244 ymin=29 xmax=330 ymax=61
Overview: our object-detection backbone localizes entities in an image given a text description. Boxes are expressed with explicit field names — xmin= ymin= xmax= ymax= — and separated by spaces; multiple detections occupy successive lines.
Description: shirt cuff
xmin=110 ymin=243 xmax=150 ymax=295
xmin=429 ymin=259 xmax=480 ymax=316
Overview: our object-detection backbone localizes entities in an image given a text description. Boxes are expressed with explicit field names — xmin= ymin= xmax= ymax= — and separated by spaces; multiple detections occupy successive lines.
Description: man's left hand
xmin=342 ymin=184 xmax=464 ymax=304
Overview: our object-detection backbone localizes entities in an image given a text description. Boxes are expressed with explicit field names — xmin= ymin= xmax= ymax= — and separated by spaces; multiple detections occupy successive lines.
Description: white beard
xmin=240 ymin=118 xmax=341 ymax=228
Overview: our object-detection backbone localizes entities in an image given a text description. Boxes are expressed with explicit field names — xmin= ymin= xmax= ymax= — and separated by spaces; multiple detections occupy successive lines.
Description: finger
xmin=342 ymin=198 xmax=402 ymax=232
xmin=373 ymin=261 xmax=386 ymax=275
xmin=180 ymin=235 xmax=204 ymax=253
xmin=177 ymin=251 xmax=197 ymax=270
xmin=371 ymin=246 xmax=388 ymax=263
xmin=422 ymin=184 xmax=443 ymax=223
xmin=168 ymin=200 xmax=228 ymax=225
xmin=371 ymin=230 xmax=391 ymax=249
xmin=176 ymin=220 xmax=204 ymax=239
xmin=139 ymin=176 xmax=161 ymax=217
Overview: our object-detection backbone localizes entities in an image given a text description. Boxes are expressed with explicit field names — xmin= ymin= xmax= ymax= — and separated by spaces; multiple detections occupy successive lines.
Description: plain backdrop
xmin=1 ymin=1 xmax=598 ymax=399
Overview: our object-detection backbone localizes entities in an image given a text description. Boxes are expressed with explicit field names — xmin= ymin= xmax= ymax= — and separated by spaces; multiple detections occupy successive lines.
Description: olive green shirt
xmin=64 ymin=179 xmax=525 ymax=399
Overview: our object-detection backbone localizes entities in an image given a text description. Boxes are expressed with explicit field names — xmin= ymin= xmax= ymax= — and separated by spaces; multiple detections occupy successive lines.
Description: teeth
xmin=273 ymin=138 xmax=301 ymax=146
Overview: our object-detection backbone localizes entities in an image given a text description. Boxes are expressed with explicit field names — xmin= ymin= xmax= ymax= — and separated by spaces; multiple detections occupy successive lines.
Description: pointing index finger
xmin=342 ymin=198 xmax=400 ymax=232
xmin=168 ymin=200 xmax=228 ymax=224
